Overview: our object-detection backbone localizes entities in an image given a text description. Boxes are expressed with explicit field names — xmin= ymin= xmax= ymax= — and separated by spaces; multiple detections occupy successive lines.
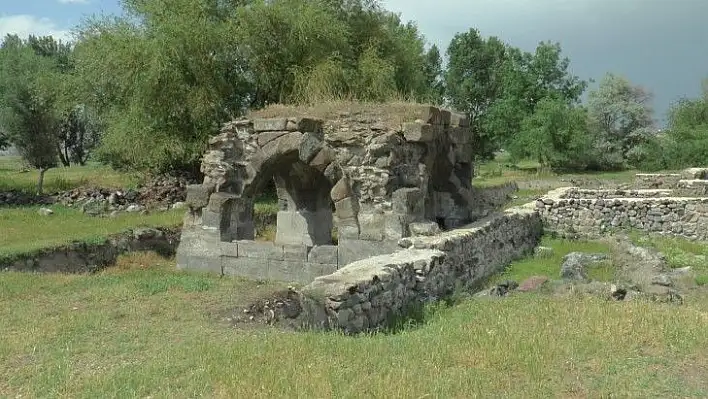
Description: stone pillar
xmin=274 ymin=209 xmax=334 ymax=246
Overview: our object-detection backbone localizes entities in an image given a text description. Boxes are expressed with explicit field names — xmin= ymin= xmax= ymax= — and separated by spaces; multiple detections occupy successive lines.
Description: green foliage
xmin=445 ymin=32 xmax=587 ymax=161
xmin=630 ymin=81 xmax=708 ymax=170
xmin=0 ymin=35 xmax=65 ymax=193
xmin=509 ymin=98 xmax=593 ymax=170
xmin=69 ymin=0 xmax=435 ymax=174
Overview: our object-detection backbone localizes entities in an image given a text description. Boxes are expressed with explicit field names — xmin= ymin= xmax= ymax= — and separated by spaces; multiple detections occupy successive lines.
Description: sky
xmin=1 ymin=0 xmax=707 ymax=126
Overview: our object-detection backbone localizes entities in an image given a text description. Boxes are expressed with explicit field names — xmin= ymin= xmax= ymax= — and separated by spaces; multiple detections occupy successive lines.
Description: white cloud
xmin=0 ymin=15 xmax=71 ymax=42
xmin=58 ymin=0 xmax=90 ymax=4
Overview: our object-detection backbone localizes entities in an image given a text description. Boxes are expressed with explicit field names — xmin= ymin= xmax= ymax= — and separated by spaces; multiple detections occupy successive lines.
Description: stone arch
xmin=226 ymin=131 xmax=349 ymax=246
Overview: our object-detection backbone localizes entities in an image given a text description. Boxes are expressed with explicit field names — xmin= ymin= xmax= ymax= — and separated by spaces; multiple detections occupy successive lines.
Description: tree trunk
xmin=37 ymin=168 xmax=47 ymax=195
xmin=56 ymin=143 xmax=69 ymax=167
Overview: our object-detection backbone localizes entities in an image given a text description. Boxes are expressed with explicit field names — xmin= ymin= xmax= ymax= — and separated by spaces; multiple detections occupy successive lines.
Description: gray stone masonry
xmin=176 ymin=105 xmax=480 ymax=282
xmin=300 ymin=206 xmax=542 ymax=333
xmin=537 ymin=187 xmax=708 ymax=240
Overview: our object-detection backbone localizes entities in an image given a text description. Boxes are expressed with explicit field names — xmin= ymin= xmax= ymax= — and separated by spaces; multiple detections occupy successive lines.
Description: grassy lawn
xmin=0 ymin=206 xmax=184 ymax=257
xmin=2 ymin=252 xmax=708 ymax=397
xmin=474 ymin=153 xmax=640 ymax=188
xmin=493 ymin=236 xmax=615 ymax=284
xmin=0 ymin=156 xmax=139 ymax=192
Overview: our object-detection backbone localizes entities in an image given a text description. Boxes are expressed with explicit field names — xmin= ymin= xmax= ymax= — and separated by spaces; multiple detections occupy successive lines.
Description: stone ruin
xmin=176 ymin=105 xmax=478 ymax=283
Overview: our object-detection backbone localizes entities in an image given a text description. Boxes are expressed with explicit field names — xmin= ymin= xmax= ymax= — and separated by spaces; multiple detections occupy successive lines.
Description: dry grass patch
xmin=248 ymin=100 xmax=436 ymax=127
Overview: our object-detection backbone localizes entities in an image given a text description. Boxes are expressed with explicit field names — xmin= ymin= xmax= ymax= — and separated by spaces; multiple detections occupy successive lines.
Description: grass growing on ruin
xmin=2 ymin=252 xmax=708 ymax=397
xmin=630 ymin=232 xmax=708 ymax=285
xmin=248 ymin=100 xmax=433 ymax=127
xmin=0 ymin=156 xmax=140 ymax=193
xmin=493 ymin=236 xmax=614 ymax=284
xmin=0 ymin=206 xmax=183 ymax=257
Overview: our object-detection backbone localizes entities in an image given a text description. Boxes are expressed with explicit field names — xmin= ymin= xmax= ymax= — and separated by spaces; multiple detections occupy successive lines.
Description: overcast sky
xmin=2 ymin=0 xmax=707 ymax=125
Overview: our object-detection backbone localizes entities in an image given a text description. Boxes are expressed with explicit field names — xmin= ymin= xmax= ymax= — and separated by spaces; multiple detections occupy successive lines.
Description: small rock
xmin=651 ymin=274 xmax=673 ymax=287
xmin=560 ymin=252 xmax=607 ymax=281
xmin=171 ymin=201 xmax=186 ymax=210
xmin=517 ymin=276 xmax=549 ymax=292
xmin=125 ymin=204 xmax=143 ymax=213
xmin=109 ymin=210 xmax=120 ymax=218
xmin=610 ymin=284 xmax=627 ymax=300
xmin=38 ymin=207 xmax=53 ymax=216
xmin=489 ymin=280 xmax=518 ymax=297
xmin=534 ymin=246 xmax=554 ymax=258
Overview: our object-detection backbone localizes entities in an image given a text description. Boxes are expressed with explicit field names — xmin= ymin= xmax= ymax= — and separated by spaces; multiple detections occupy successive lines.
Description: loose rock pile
xmin=1 ymin=175 xmax=189 ymax=215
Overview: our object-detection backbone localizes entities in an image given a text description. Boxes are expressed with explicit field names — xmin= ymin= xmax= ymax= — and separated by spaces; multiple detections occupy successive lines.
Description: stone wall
xmin=537 ymin=187 xmax=708 ymax=240
xmin=634 ymin=173 xmax=683 ymax=189
xmin=178 ymin=105 xmax=481 ymax=280
xmin=560 ymin=188 xmax=674 ymax=199
xmin=1 ymin=228 xmax=180 ymax=274
xmin=296 ymin=207 xmax=542 ymax=333
xmin=469 ymin=182 xmax=519 ymax=219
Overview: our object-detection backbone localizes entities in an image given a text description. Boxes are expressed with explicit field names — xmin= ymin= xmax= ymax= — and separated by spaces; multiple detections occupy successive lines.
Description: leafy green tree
xmin=509 ymin=97 xmax=593 ymax=170
xmin=587 ymin=72 xmax=655 ymax=158
xmin=445 ymin=29 xmax=507 ymax=159
xmin=0 ymin=37 xmax=62 ymax=193
xmin=422 ymin=44 xmax=444 ymax=105
xmin=73 ymin=0 xmax=253 ymax=175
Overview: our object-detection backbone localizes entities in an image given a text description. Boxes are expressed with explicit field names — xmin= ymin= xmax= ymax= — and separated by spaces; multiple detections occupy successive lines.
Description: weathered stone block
xmin=334 ymin=197 xmax=359 ymax=219
xmin=185 ymin=184 xmax=213 ymax=210
xmin=283 ymin=245 xmax=310 ymax=261
xmin=409 ymin=221 xmax=441 ymax=236
xmin=219 ymin=241 xmax=239 ymax=257
xmin=296 ymin=117 xmax=324 ymax=133
xmin=392 ymin=188 xmax=424 ymax=218
xmin=207 ymin=192 xmax=236 ymax=213
xmin=275 ymin=210 xmax=333 ymax=246
xmin=403 ymin=122 xmax=435 ymax=142
xmin=299 ymin=132 xmax=323 ymax=164
xmin=448 ymin=126 xmax=471 ymax=144
xmin=439 ymin=109 xmax=451 ymax=126
xmin=309 ymin=146 xmax=336 ymax=171
xmin=450 ymin=112 xmax=470 ymax=127
xmin=358 ymin=212 xmax=385 ymax=241
xmin=253 ymin=118 xmax=288 ymax=132
xmin=418 ymin=106 xmax=441 ymax=125
xmin=331 ymin=177 xmax=352 ymax=203
xmin=336 ymin=238 xmax=401 ymax=267
xmin=309 ymin=245 xmax=338 ymax=265
xmin=236 ymin=240 xmax=284 ymax=260
xmin=384 ymin=213 xmax=408 ymax=240
xmin=257 ymin=131 xmax=288 ymax=146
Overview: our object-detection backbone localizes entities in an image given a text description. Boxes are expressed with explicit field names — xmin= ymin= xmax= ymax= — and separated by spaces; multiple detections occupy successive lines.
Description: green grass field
xmin=0 ymin=206 xmax=184 ymax=257
xmin=0 ymin=156 xmax=139 ymax=193
xmin=3 ymin=155 xmax=708 ymax=397
xmin=2 ymin=249 xmax=708 ymax=398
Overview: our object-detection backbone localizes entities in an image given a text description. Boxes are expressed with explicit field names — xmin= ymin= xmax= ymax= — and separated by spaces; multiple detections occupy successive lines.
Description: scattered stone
xmin=560 ymin=252 xmax=607 ymax=281
xmin=126 ymin=204 xmax=143 ymax=213
xmin=38 ymin=207 xmax=53 ymax=216
xmin=171 ymin=201 xmax=186 ymax=210
xmin=534 ymin=246 xmax=554 ymax=258
xmin=610 ymin=284 xmax=627 ymax=300
xmin=489 ymin=280 xmax=519 ymax=297
xmin=651 ymin=274 xmax=673 ymax=287
xmin=517 ymin=276 xmax=549 ymax=292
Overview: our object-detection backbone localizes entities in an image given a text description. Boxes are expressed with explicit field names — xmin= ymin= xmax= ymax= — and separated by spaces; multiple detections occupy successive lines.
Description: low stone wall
xmin=634 ymin=173 xmax=683 ymax=189
xmin=470 ymin=182 xmax=519 ymax=219
xmin=560 ymin=188 xmax=673 ymax=199
xmin=1 ymin=228 xmax=180 ymax=273
xmin=676 ymin=180 xmax=708 ymax=196
xmin=537 ymin=188 xmax=708 ymax=240
xmin=297 ymin=207 xmax=542 ymax=333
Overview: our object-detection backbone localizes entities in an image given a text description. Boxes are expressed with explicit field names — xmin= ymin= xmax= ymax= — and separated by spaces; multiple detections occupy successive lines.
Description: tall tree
xmin=587 ymin=72 xmax=655 ymax=157
xmin=0 ymin=37 xmax=62 ymax=194
xmin=509 ymin=97 xmax=592 ymax=170
xmin=444 ymin=29 xmax=507 ymax=159
xmin=422 ymin=44 xmax=444 ymax=105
